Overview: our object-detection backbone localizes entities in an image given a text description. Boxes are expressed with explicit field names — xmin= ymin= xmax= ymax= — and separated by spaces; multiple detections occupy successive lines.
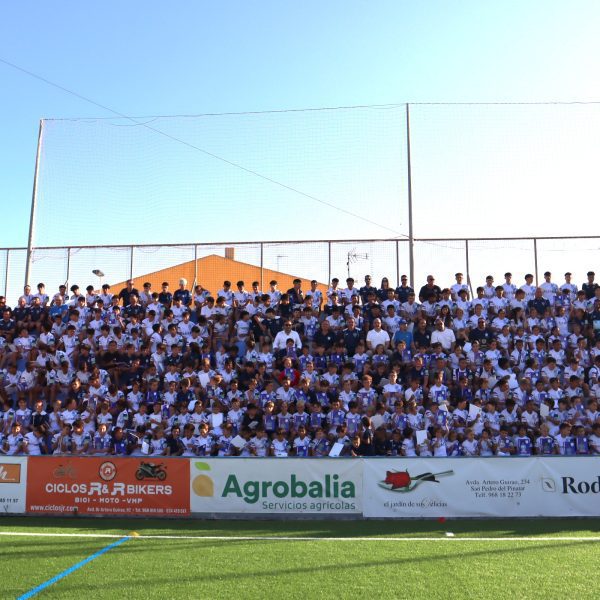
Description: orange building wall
xmin=111 ymin=254 xmax=329 ymax=301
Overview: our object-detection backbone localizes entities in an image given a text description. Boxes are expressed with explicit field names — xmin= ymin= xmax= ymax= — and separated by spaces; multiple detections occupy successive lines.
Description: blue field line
xmin=17 ymin=535 xmax=131 ymax=600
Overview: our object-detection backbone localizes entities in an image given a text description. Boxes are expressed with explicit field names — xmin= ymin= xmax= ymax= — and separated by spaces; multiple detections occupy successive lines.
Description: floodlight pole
xmin=25 ymin=119 xmax=44 ymax=287
xmin=405 ymin=104 xmax=415 ymax=289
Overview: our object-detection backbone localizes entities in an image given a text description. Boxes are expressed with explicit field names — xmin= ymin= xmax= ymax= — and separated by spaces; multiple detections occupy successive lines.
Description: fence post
xmin=129 ymin=246 xmax=134 ymax=281
xmin=395 ymin=240 xmax=400 ymax=287
xmin=25 ymin=120 xmax=44 ymax=288
xmin=533 ymin=238 xmax=539 ymax=286
xmin=406 ymin=104 xmax=415 ymax=289
xmin=66 ymin=248 xmax=71 ymax=287
xmin=4 ymin=249 xmax=9 ymax=298
xmin=465 ymin=239 xmax=474 ymax=298
xmin=191 ymin=244 xmax=196 ymax=288
xmin=260 ymin=243 xmax=264 ymax=291
xmin=327 ymin=242 xmax=332 ymax=284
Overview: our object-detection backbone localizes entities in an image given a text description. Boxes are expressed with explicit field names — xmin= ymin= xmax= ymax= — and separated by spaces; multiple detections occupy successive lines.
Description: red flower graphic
xmin=384 ymin=470 xmax=411 ymax=489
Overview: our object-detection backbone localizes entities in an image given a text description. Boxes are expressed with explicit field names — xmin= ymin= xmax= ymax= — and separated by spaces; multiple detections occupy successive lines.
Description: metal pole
xmin=65 ymin=248 xmax=71 ymax=287
xmin=465 ymin=239 xmax=474 ymax=299
xmin=395 ymin=241 xmax=400 ymax=288
xmin=193 ymin=244 xmax=198 ymax=289
xmin=405 ymin=104 xmax=415 ymax=289
xmin=4 ymin=249 xmax=9 ymax=298
xmin=533 ymin=238 xmax=539 ymax=286
xmin=260 ymin=243 xmax=264 ymax=291
xmin=25 ymin=120 xmax=44 ymax=287
xmin=129 ymin=246 xmax=134 ymax=281
xmin=327 ymin=242 xmax=332 ymax=284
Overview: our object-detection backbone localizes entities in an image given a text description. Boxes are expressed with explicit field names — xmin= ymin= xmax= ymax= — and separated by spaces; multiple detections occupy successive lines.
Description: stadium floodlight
xmin=92 ymin=269 xmax=105 ymax=287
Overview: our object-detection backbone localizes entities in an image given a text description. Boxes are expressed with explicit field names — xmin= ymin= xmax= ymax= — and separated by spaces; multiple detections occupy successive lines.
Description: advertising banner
xmin=363 ymin=457 xmax=600 ymax=518
xmin=26 ymin=457 xmax=190 ymax=516
xmin=190 ymin=458 xmax=362 ymax=514
xmin=536 ymin=457 xmax=600 ymax=517
xmin=0 ymin=456 xmax=27 ymax=513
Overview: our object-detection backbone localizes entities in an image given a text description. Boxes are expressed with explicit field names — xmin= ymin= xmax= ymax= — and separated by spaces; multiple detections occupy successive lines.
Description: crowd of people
xmin=0 ymin=268 xmax=599 ymax=458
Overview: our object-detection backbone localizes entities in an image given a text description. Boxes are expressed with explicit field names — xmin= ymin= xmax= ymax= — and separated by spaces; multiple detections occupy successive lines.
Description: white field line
xmin=1 ymin=531 xmax=600 ymax=542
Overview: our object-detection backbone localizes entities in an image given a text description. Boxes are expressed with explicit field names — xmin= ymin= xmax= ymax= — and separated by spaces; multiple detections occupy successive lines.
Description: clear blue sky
xmin=2 ymin=0 xmax=600 ymax=251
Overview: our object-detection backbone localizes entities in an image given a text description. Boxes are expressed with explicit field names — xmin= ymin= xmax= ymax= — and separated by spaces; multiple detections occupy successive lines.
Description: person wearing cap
xmin=582 ymin=271 xmax=598 ymax=300
xmin=173 ymin=278 xmax=191 ymax=307
xmin=395 ymin=275 xmax=414 ymax=303
xmin=359 ymin=275 xmax=377 ymax=304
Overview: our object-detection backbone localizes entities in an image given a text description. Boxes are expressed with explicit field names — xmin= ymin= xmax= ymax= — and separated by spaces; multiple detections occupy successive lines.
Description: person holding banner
xmin=514 ymin=425 xmax=533 ymax=456
xmin=555 ymin=423 xmax=577 ymax=456
xmin=534 ymin=424 xmax=557 ymax=455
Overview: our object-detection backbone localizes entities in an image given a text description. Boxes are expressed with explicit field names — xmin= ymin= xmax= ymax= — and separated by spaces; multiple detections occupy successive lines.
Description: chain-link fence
xmin=1 ymin=236 xmax=597 ymax=304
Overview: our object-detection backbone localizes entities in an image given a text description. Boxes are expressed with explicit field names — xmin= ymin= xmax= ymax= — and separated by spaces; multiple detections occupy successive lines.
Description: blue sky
xmin=1 ymin=1 xmax=600 ymax=271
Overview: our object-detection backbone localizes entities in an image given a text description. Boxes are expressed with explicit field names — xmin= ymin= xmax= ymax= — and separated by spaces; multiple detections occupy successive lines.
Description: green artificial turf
xmin=1 ymin=518 xmax=599 ymax=599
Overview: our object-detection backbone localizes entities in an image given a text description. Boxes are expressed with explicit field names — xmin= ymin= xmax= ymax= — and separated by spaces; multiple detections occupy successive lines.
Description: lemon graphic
xmin=192 ymin=462 xmax=214 ymax=497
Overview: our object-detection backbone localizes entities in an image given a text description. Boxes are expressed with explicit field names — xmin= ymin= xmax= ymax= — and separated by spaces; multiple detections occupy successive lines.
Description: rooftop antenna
xmin=346 ymin=249 xmax=369 ymax=279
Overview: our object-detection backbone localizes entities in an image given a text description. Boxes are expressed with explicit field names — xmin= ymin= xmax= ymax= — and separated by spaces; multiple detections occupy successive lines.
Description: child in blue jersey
xmin=309 ymin=428 xmax=328 ymax=457
xmin=495 ymin=426 xmax=515 ymax=456
xmin=514 ymin=425 xmax=533 ymax=456
xmin=217 ymin=423 xmax=234 ymax=456
xmin=555 ymin=422 xmax=576 ymax=455
xmin=308 ymin=401 xmax=325 ymax=432
xmin=534 ymin=423 xmax=556 ymax=455
xmin=270 ymin=428 xmax=290 ymax=457
xmin=293 ymin=426 xmax=311 ymax=457
xmin=327 ymin=399 xmax=346 ymax=435
xmin=344 ymin=401 xmax=362 ymax=436
xmin=574 ymin=425 xmax=590 ymax=455
xmin=461 ymin=428 xmax=479 ymax=456
xmin=262 ymin=401 xmax=277 ymax=435
xmin=93 ymin=423 xmax=113 ymax=455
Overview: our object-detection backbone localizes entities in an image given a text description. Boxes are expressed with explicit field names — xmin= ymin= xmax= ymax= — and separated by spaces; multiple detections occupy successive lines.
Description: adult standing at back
xmin=395 ymin=275 xmax=414 ymax=303
xmin=359 ymin=275 xmax=377 ymax=304
xmin=418 ymin=275 xmax=441 ymax=303
xmin=173 ymin=278 xmax=191 ymax=307
xmin=582 ymin=271 xmax=598 ymax=300
xmin=119 ymin=280 xmax=139 ymax=307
